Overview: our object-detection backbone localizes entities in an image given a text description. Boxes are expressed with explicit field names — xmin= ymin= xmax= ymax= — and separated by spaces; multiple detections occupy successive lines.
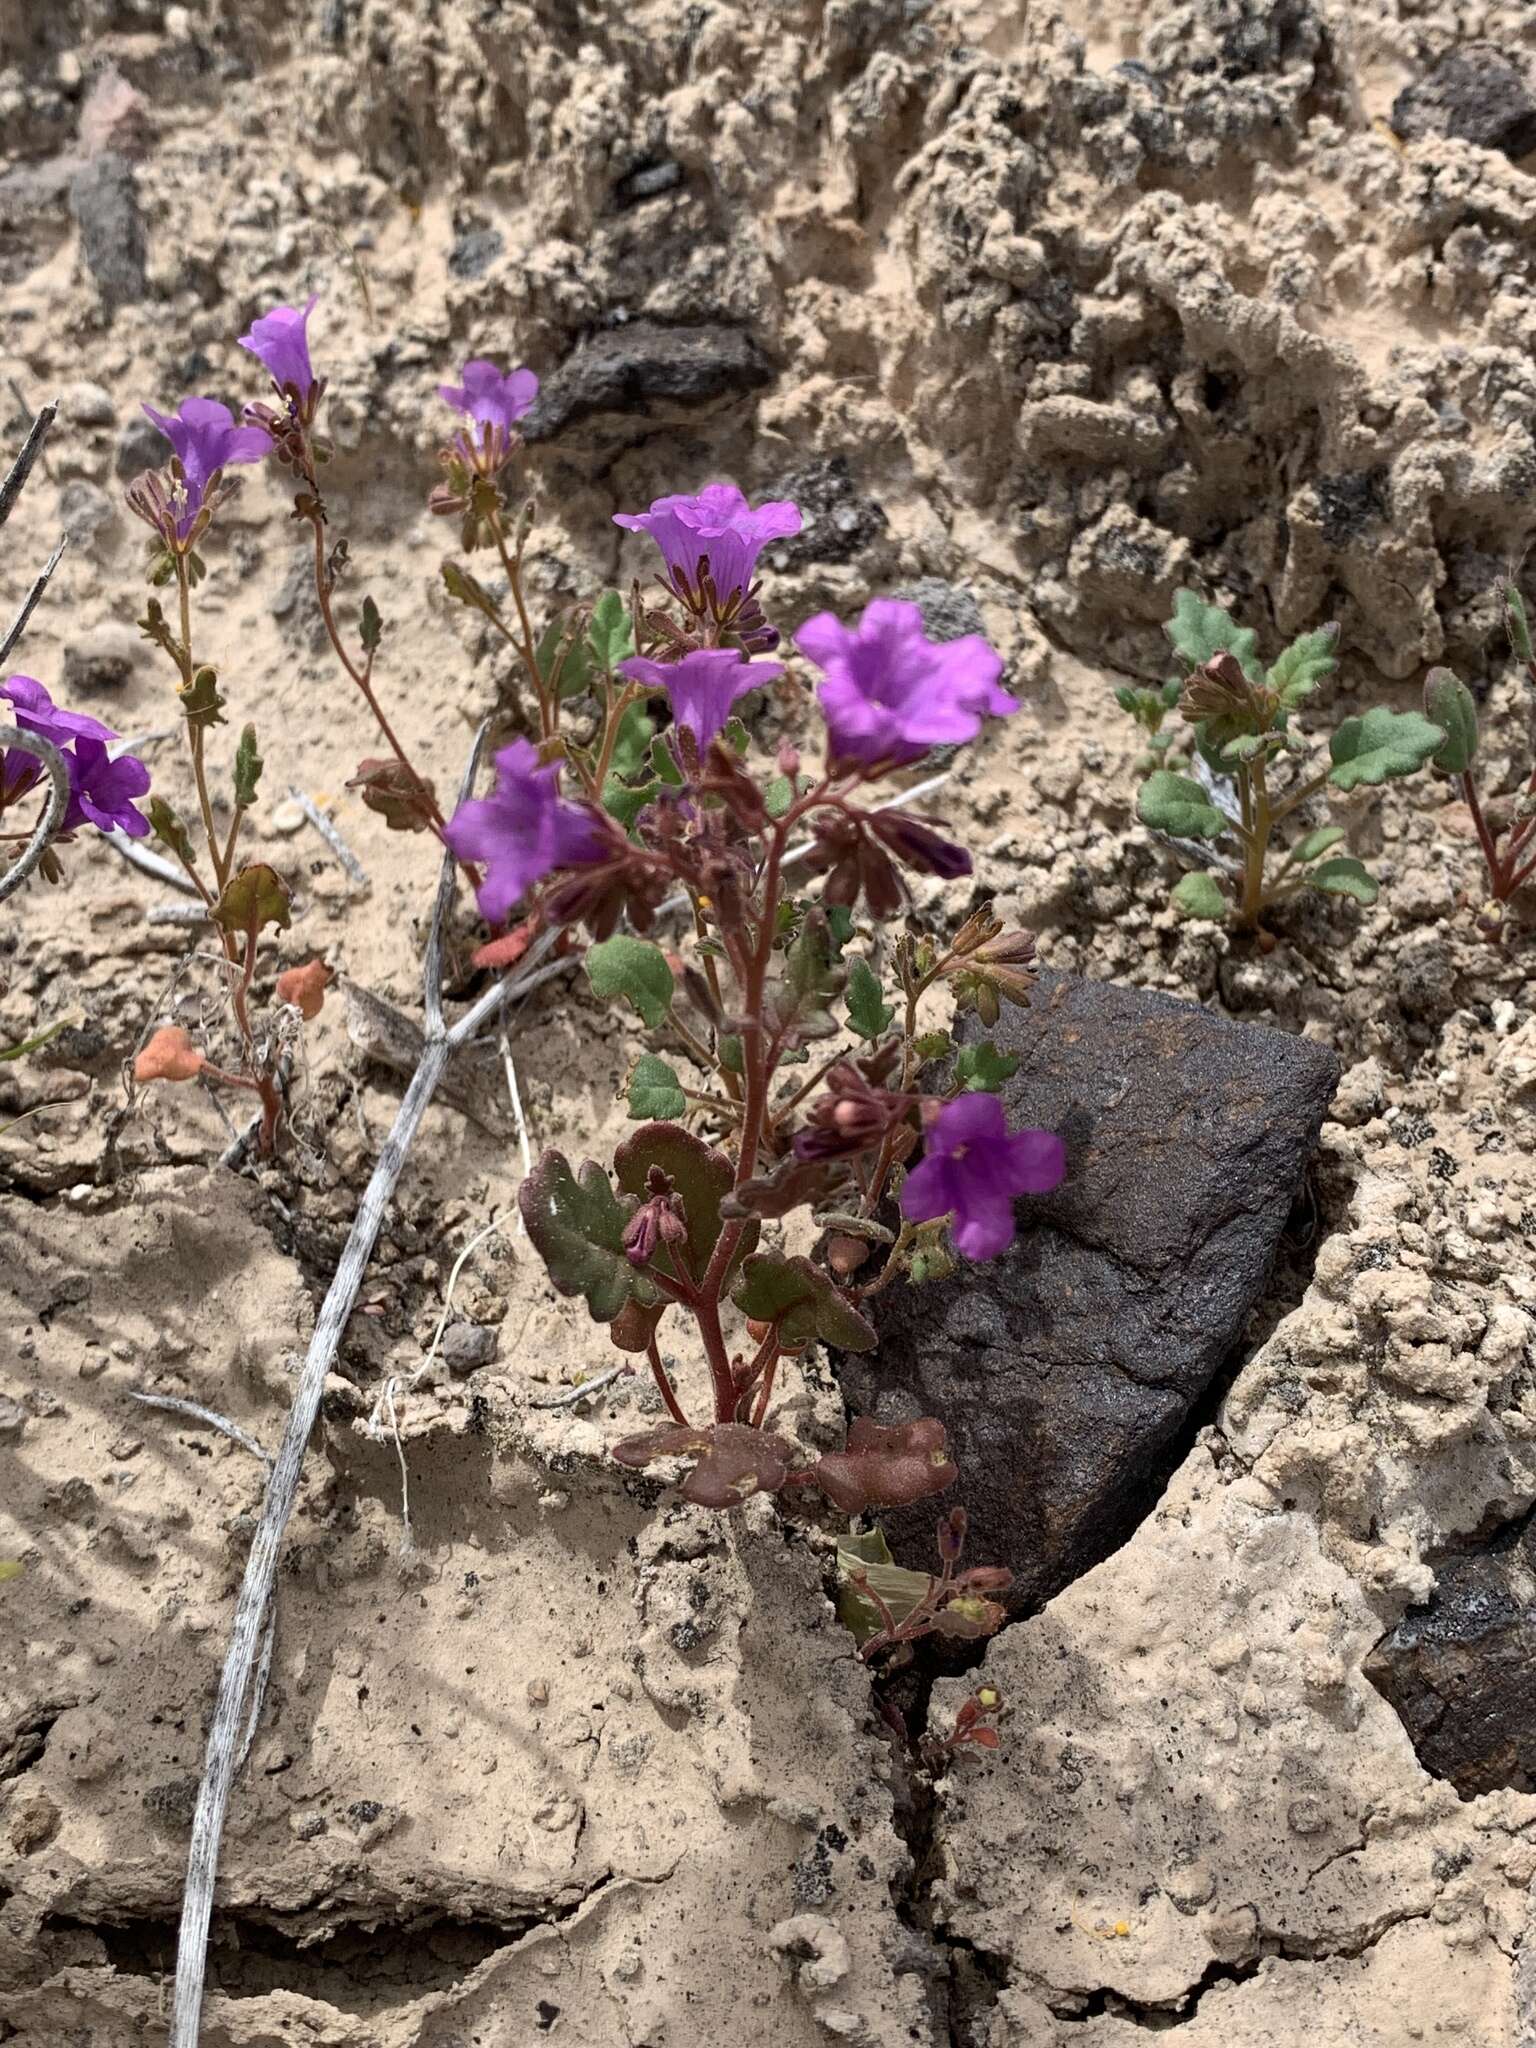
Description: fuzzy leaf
xmin=1424 ymin=669 xmax=1478 ymax=775
xmin=811 ymin=1416 xmax=957 ymax=1512
xmin=627 ymin=1055 xmax=686 ymax=1120
xmin=180 ymin=665 xmax=226 ymax=729
xmin=147 ymin=795 xmax=196 ymax=870
xmin=1289 ymin=826 xmax=1346 ymax=865
xmin=1308 ymin=855 xmax=1379 ymax=904
xmin=845 ymin=956 xmax=895 ymax=1041
xmin=1138 ymin=769 xmax=1228 ymax=839
xmin=731 ymin=1250 xmax=876 ymax=1352
xmin=836 ymin=1527 xmax=934 ymax=1647
xmin=611 ymin=1422 xmax=796 ymax=1508
xmin=518 ymin=1150 xmax=638 ymax=1323
xmin=1267 ymin=624 xmax=1338 ymax=707
xmin=765 ymin=773 xmax=795 ymax=819
xmin=614 ymin=1122 xmax=756 ymax=1284
xmin=603 ymin=777 xmax=661 ymax=831
xmin=536 ymin=615 xmax=593 ymax=701
xmin=774 ymin=909 xmax=844 ymax=1042
xmin=648 ymin=734 xmax=685 ymax=787
xmin=1171 ymin=871 xmax=1227 ymax=920
xmin=1165 ymin=589 xmax=1260 ymax=678
xmin=586 ymin=590 xmax=634 ymax=672
xmin=211 ymin=862 xmax=291 ymax=937
xmin=585 ymin=935 xmax=674 ymax=1029
xmin=1328 ymin=707 xmax=1445 ymax=790
xmin=953 ymin=1040 xmax=1019 ymax=1091
xmin=360 ymin=595 xmax=384 ymax=654
xmin=442 ymin=560 xmax=496 ymax=616
xmin=1508 ymin=584 xmax=1533 ymax=664
xmin=232 ymin=724 xmax=262 ymax=808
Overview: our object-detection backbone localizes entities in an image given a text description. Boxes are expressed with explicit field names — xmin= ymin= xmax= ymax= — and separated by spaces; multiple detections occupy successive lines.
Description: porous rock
xmin=1365 ymin=1508 xmax=1536 ymax=1798
xmin=522 ymin=321 xmax=776 ymax=441
xmin=838 ymin=971 xmax=1339 ymax=1606
xmin=1391 ymin=44 xmax=1536 ymax=161
xmin=68 ymin=153 xmax=147 ymax=313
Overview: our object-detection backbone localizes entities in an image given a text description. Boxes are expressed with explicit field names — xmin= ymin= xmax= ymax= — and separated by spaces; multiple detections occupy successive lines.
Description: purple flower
xmin=613 ymin=484 xmax=801 ymax=606
xmin=1 ymin=676 xmax=151 ymax=838
xmin=141 ymin=397 xmax=271 ymax=538
xmin=899 ymin=1092 xmax=1065 ymax=1261
xmin=795 ymin=598 xmax=1018 ymax=769
xmin=443 ymin=738 xmax=611 ymax=925
xmin=618 ymin=650 xmax=784 ymax=751
xmin=238 ymin=294 xmax=320 ymax=400
xmin=438 ymin=359 xmax=539 ymax=434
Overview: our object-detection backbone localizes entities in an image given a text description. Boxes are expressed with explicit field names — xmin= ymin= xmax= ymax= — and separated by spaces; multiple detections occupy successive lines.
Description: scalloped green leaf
xmin=1288 ymin=826 xmax=1347 ymax=866
xmin=627 ymin=1054 xmax=686 ymax=1120
xmin=731 ymin=1250 xmax=877 ymax=1353
xmin=1328 ymin=707 xmax=1445 ymax=791
xmin=1267 ymin=624 xmax=1338 ymax=707
xmin=232 ymin=724 xmax=262 ymax=808
xmin=1308 ymin=855 xmax=1378 ymax=904
xmin=586 ymin=589 xmax=634 ymax=672
xmin=952 ymin=1040 xmax=1019 ymax=1091
xmin=1171 ymin=871 xmax=1227 ymax=920
xmin=1138 ymin=769 xmax=1228 ymax=840
xmin=1423 ymin=669 xmax=1478 ymax=775
xmin=211 ymin=862 xmax=291 ymax=938
xmin=845 ymin=956 xmax=894 ymax=1042
xmin=615 ymin=1121 xmax=756 ymax=1285
xmin=1165 ymin=589 xmax=1260 ymax=679
xmin=585 ymin=935 xmax=674 ymax=1029
xmin=518 ymin=1151 xmax=638 ymax=1323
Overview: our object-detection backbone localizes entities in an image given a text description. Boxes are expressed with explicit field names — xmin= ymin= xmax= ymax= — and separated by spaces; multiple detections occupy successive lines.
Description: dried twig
xmin=0 ymin=727 xmax=69 ymax=907
xmin=101 ymin=829 xmax=202 ymax=895
xmin=0 ymin=402 xmax=57 ymax=532
xmin=168 ymin=723 xmax=557 ymax=2045
xmin=0 ymin=534 xmax=67 ymax=669
xmin=528 ymin=1365 xmax=631 ymax=1411
xmin=284 ymin=785 xmax=370 ymax=889
xmin=129 ymin=1390 xmax=272 ymax=1468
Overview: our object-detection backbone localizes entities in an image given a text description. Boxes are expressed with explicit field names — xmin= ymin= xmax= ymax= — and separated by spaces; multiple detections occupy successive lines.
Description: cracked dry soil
xmin=5 ymin=0 xmax=1536 ymax=2042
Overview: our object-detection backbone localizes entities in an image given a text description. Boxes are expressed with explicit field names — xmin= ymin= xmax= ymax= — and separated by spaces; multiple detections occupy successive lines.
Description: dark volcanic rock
xmin=1391 ymin=44 xmax=1536 ymax=161
xmin=69 ymin=153 xmax=147 ymax=313
xmin=1365 ymin=1512 xmax=1536 ymax=1797
xmin=522 ymin=322 xmax=775 ymax=441
xmin=835 ymin=972 xmax=1339 ymax=1609
xmin=766 ymin=455 xmax=887 ymax=570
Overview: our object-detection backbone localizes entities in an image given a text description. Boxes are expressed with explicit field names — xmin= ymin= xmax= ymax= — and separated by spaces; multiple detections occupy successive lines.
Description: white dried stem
xmin=0 ymin=726 xmax=70 ymax=907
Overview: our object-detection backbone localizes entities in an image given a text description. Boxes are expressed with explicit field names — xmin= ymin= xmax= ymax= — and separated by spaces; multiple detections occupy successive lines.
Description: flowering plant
xmin=1129 ymin=589 xmax=1447 ymax=934
xmin=1422 ymin=583 xmax=1536 ymax=937
xmin=429 ymin=476 xmax=1065 ymax=1564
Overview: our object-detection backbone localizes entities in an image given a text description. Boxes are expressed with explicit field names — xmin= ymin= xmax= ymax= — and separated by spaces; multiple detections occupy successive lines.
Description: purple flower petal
xmin=613 ymin=484 xmax=802 ymax=604
xmin=899 ymin=1092 xmax=1064 ymax=1262
xmin=142 ymin=396 xmax=271 ymax=536
xmin=618 ymin=650 xmax=783 ymax=751
xmin=796 ymin=597 xmax=1018 ymax=770
xmin=438 ymin=359 xmax=539 ymax=433
xmin=238 ymin=294 xmax=319 ymax=398
xmin=443 ymin=737 xmax=609 ymax=926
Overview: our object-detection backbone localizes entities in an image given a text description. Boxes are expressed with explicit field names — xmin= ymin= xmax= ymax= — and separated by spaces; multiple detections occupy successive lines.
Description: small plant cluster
xmin=1423 ymin=584 xmax=1536 ymax=938
xmin=1125 ymin=590 xmax=1447 ymax=933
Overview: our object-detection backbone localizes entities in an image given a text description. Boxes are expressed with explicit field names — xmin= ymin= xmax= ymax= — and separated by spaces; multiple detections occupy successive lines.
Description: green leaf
xmin=0 ymin=1560 xmax=22 ymax=1584
xmin=1288 ymin=826 xmax=1347 ymax=866
xmin=1423 ymin=669 xmax=1478 ymax=775
xmin=775 ymin=909 xmax=844 ymax=1042
xmin=836 ymin=1527 xmax=933 ymax=1647
xmin=0 ymin=1015 xmax=75 ymax=1063
xmin=360 ymin=595 xmax=384 ymax=654
xmin=586 ymin=590 xmax=634 ymax=672
xmin=1267 ymin=624 xmax=1338 ymax=707
xmin=719 ymin=1033 xmax=744 ymax=1075
xmin=912 ymin=1029 xmax=952 ymax=1063
xmin=615 ymin=1122 xmax=756 ymax=1285
xmin=442 ymin=560 xmax=496 ymax=616
xmin=607 ymin=698 xmax=656 ymax=781
xmin=1138 ymin=769 xmax=1229 ymax=839
xmin=1171 ymin=871 xmax=1227 ymax=920
xmin=180 ymin=665 xmax=225 ymax=729
xmin=845 ymin=957 xmax=895 ymax=1041
xmin=648 ymin=734 xmax=685 ymax=787
xmin=1308 ymin=855 xmax=1378 ymax=904
xmin=953 ymin=1040 xmax=1020 ymax=1091
xmin=765 ymin=773 xmax=795 ymax=819
xmin=721 ymin=716 xmax=750 ymax=755
xmin=825 ymin=904 xmax=855 ymax=949
xmin=585 ymin=935 xmax=674 ymax=1029
xmin=518 ymin=1151 xmax=638 ymax=1323
xmin=233 ymin=724 xmax=262 ymax=808
xmin=1508 ymin=584 xmax=1533 ymax=664
xmin=628 ymin=1054 xmax=686 ymax=1120
xmin=212 ymin=862 xmax=292 ymax=937
xmin=602 ymin=777 xmax=661 ymax=831
xmin=1328 ymin=707 xmax=1446 ymax=790
xmin=1165 ymin=589 xmax=1260 ymax=679
xmin=731 ymin=1251 xmax=877 ymax=1352
xmin=147 ymin=796 xmax=195 ymax=870
xmin=536 ymin=615 xmax=593 ymax=701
